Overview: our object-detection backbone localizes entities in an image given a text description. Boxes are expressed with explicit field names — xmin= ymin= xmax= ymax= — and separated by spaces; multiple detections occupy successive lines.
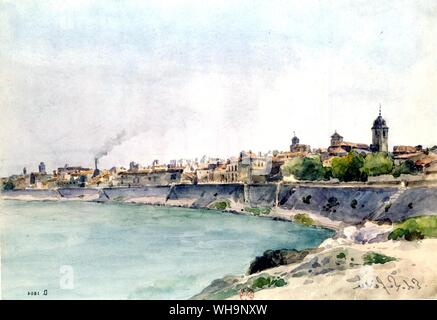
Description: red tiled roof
xmin=416 ymin=155 xmax=437 ymax=167
xmin=393 ymin=145 xmax=417 ymax=154
xmin=332 ymin=141 xmax=369 ymax=149
xmin=394 ymin=152 xmax=423 ymax=160
xmin=329 ymin=147 xmax=348 ymax=154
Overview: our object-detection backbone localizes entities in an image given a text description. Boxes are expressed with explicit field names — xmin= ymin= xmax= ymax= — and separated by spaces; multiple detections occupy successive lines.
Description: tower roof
xmin=292 ymin=131 xmax=300 ymax=145
xmin=372 ymin=106 xmax=388 ymax=129
xmin=331 ymin=131 xmax=343 ymax=139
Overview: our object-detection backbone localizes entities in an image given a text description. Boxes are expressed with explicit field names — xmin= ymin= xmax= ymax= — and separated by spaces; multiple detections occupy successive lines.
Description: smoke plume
xmin=95 ymin=130 xmax=128 ymax=160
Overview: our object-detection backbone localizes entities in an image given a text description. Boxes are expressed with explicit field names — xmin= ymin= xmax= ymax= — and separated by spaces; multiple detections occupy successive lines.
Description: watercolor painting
xmin=1 ymin=0 xmax=437 ymax=301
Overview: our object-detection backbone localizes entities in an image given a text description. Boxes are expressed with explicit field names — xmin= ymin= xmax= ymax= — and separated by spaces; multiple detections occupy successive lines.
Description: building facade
xmin=327 ymin=131 xmax=370 ymax=156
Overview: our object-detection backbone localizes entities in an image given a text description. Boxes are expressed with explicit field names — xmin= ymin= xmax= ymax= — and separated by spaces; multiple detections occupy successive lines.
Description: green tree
xmin=331 ymin=151 xmax=367 ymax=182
xmin=281 ymin=156 xmax=327 ymax=181
xmin=2 ymin=180 xmax=15 ymax=191
xmin=361 ymin=152 xmax=394 ymax=177
xmin=392 ymin=159 xmax=418 ymax=178
xmin=323 ymin=166 xmax=333 ymax=180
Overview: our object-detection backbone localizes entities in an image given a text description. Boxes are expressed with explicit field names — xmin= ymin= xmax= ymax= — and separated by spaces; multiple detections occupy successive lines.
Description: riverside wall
xmin=2 ymin=183 xmax=437 ymax=224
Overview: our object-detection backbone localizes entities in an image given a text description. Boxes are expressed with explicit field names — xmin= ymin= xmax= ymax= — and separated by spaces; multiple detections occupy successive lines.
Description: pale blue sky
xmin=1 ymin=0 xmax=436 ymax=176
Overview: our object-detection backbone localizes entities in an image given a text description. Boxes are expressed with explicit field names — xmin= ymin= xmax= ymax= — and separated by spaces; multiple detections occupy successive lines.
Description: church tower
xmin=291 ymin=131 xmax=299 ymax=147
xmin=371 ymin=106 xmax=389 ymax=153
xmin=330 ymin=130 xmax=343 ymax=146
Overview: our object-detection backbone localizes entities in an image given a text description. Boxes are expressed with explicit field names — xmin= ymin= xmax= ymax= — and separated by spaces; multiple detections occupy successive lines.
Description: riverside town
xmin=2 ymin=108 xmax=437 ymax=191
xmin=3 ymin=107 xmax=437 ymax=301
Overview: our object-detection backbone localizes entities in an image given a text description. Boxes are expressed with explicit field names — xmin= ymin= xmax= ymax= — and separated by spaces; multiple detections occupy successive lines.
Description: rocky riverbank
xmin=193 ymin=220 xmax=437 ymax=300
xmin=2 ymin=184 xmax=437 ymax=225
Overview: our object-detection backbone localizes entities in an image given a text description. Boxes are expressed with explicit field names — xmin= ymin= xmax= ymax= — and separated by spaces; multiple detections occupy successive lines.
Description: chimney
xmin=93 ymin=158 xmax=100 ymax=178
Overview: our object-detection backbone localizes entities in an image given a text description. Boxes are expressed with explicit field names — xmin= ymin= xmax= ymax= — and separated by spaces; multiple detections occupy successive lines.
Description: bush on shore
xmin=210 ymin=200 xmax=230 ymax=210
xmin=293 ymin=213 xmax=316 ymax=226
xmin=389 ymin=216 xmax=437 ymax=241
xmin=244 ymin=207 xmax=271 ymax=215
xmin=251 ymin=276 xmax=286 ymax=290
xmin=362 ymin=252 xmax=396 ymax=265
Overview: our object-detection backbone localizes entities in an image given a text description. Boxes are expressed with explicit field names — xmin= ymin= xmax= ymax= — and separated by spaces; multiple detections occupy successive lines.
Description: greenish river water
xmin=0 ymin=200 xmax=333 ymax=299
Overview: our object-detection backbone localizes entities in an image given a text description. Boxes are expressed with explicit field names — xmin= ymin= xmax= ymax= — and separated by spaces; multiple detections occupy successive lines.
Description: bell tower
xmin=371 ymin=105 xmax=389 ymax=153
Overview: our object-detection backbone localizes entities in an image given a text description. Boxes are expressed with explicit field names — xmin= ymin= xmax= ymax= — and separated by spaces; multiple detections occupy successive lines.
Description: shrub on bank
xmin=336 ymin=252 xmax=346 ymax=259
xmin=293 ymin=213 xmax=316 ymax=226
xmin=251 ymin=276 xmax=286 ymax=290
xmin=362 ymin=252 xmax=396 ymax=265
xmin=210 ymin=200 xmax=230 ymax=210
xmin=244 ymin=207 xmax=271 ymax=215
xmin=389 ymin=228 xmax=424 ymax=241
xmin=389 ymin=216 xmax=437 ymax=240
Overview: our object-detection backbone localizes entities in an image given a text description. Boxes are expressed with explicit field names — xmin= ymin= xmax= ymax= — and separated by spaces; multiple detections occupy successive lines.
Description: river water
xmin=0 ymin=200 xmax=333 ymax=299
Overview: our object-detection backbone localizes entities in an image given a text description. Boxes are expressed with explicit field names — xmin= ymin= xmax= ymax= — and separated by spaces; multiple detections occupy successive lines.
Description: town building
xmin=392 ymin=145 xmax=425 ymax=165
xmin=195 ymin=163 xmax=210 ymax=183
xmin=327 ymin=131 xmax=370 ymax=156
xmin=181 ymin=164 xmax=197 ymax=184
xmin=225 ymin=158 xmax=239 ymax=183
xmin=238 ymin=151 xmax=278 ymax=184
xmin=393 ymin=145 xmax=420 ymax=155
xmin=290 ymin=132 xmax=311 ymax=153
xmin=116 ymin=168 xmax=183 ymax=187
xmin=56 ymin=165 xmax=94 ymax=187
xmin=129 ymin=161 xmax=140 ymax=172
xmin=212 ymin=163 xmax=227 ymax=183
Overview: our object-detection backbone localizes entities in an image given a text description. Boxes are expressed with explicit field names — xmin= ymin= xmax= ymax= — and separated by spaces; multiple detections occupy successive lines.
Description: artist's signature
xmin=352 ymin=275 xmax=421 ymax=295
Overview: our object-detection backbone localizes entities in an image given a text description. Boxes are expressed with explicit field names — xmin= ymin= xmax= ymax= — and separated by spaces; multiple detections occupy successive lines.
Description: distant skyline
xmin=1 ymin=0 xmax=437 ymax=176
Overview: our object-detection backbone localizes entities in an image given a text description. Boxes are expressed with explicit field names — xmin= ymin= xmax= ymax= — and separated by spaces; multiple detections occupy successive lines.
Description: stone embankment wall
xmin=2 ymin=184 xmax=437 ymax=224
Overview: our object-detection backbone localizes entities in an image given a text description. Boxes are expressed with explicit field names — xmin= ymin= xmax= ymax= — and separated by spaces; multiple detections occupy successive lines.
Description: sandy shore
xmin=224 ymin=238 xmax=437 ymax=300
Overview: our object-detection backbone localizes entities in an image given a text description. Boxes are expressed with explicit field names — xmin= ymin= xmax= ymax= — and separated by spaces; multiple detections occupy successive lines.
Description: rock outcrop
xmin=247 ymin=248 xmax=320 ymax=275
